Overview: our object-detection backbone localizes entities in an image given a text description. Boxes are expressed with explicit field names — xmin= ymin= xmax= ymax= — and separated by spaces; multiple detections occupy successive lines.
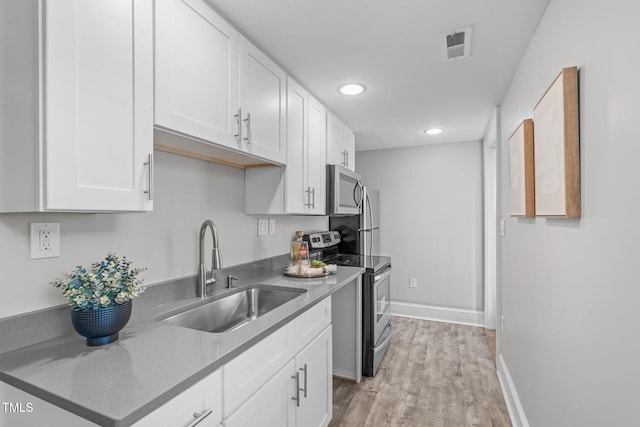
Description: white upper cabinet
xmin=306 ymin=95 xmax=328 ymax=215
xmin=155 ymin=0 xmax=240 ymax=150
xmin=326 ymin=112 xmax=356 ymax=171
xmin=245 ymin=78 xmax=326 ymax=215
xmin=0 ymin=0 xmax=154 ymax=212
xmin=285 ymin=79 xmax=309 ymax=214
xmin=239 ymin=37 xmax=287 ymax=164
xmin=154 ymin=0 xmax=286 ymax=165
xmin=285 ymin=78 xmax=326 ymax=215
xmin=343 ymin=126 xmax=356 ymax=171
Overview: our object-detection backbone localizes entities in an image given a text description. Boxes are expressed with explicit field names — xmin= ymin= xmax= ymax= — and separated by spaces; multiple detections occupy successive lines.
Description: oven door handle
xmin=374 ymin=269 xmax=391 ymax=282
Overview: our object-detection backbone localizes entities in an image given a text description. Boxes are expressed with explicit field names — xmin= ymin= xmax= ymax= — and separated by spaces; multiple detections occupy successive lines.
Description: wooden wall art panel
xmin=508 ymin=119 xmax=535 ymax=217
xmin=532 ymin=66 xmax=580 ymax=217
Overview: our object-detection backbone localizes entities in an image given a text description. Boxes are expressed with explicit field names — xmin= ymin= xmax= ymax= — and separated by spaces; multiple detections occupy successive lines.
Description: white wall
xmin=483 ymin=107 xmax=499 ymax=330
xmin=498 ymin=1 xmax=640 ymax=425
xmin=0 ymin=151 xmax=327 ymax=319
xmin=356 ymin=141 xmax=484 ymax=322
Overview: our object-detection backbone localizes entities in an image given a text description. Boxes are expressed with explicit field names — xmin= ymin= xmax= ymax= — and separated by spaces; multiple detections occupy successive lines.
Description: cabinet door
xmin=285 ymin=78 xmax=309 ymax=214
xmin=307 ymin=96 xmax=327 ymax=215
xmin=155 ymin=0 xmax=240 ymax=150
xmin=239 ymin=38 xmax=286 ymax=164
xmin=43 ymin=0 xmax=153 ymax=211
xmin=326 ymin=112 xmax=345 ymax=167
xmin=343 ymin=126 xmax=356 ymax=171
xmin=296 ymin=326 xmax=333 ymax=427
xmin=223 ymin=359 xmax=296 ymax=427
xmin=223 ymin=321 xmax=296 ymax=415
xmin=133 ymin=369 xmax=222 ymax=427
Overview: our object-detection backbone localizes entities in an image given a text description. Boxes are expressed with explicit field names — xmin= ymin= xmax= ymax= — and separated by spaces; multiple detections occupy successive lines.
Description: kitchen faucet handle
xmin=226 ymin=275 xmax=238 ymax=289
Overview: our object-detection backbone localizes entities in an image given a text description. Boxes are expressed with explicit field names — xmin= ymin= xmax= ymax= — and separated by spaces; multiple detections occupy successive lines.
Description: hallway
xmin=330 ymin=317 xmax=510 ymax=426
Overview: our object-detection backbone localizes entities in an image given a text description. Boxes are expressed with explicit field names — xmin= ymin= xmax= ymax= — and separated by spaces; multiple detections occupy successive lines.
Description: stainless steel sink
xmin=158 ymin=285 xmax=307 ymax=333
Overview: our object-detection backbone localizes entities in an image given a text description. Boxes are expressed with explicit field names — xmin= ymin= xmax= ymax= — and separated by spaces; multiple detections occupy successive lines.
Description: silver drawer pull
xmin=188 ymin=408 xmax=213 ymax=427
xmin=300 ymin=364 xmax=308 ymax=398
xmin=243 ymin=112 xmax=251 ymax=144
xmin=291 ymin=372 xmax=301 ymax=407
xmin=234 ymin=108 xmax=242 ymax=144
xmin=143 ymin=153 xmax=153 ymax=200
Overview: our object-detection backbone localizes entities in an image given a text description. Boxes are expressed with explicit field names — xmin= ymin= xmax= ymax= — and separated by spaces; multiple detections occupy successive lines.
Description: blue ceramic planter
xmin=71 ymin=301 xmax=132 ymax=346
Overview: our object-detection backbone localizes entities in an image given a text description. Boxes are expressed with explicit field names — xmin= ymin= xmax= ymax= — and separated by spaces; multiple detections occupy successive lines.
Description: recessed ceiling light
xmin=338 ymin=83 xmax=366 ymax=96
xmin=424 ymin=128 xmax=444 ymax=135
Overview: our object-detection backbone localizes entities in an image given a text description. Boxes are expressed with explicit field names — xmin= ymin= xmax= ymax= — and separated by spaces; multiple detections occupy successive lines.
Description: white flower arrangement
xmin=51 ymin=252 xmax=146 ymax=311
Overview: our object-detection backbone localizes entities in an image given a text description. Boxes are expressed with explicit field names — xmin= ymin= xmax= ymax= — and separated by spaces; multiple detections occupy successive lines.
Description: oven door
xmin=373 ymin=265 xmax=391 ymax=343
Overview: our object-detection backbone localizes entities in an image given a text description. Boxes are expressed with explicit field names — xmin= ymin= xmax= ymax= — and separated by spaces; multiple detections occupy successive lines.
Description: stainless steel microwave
xmin=327 ymin=164 xmax=363 ymax=215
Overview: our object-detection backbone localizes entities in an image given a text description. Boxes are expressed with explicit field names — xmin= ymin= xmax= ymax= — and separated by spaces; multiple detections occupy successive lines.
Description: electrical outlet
xmin=257 ymin=219 xmax=268 ymax=236
xmin=30 ymin=222 xmax=60 ymax=259
xmin=268 ymin=219 xmax=276 ymax=235
xmin=409 ymin=277 xmax=417 ymax=288
xmin=39 ymin=230 xmax=52 ymax=251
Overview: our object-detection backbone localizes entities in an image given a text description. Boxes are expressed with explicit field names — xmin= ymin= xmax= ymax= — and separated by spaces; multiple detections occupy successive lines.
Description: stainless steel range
xmin=304 ymin=230 xmax=392 ymax=377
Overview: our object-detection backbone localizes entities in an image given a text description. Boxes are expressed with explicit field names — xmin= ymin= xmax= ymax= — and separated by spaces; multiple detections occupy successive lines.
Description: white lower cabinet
xmin=222 ymin=321 xmax=296 ymax=415
xmin=133 ymin=369 xmax=222 ymax=427
xmin=295 ymin=326 xmax=333 ymax=427
xmin=223 ymin=297 xmax=333 ymax=427
xmin=223 ymin=359 xmax=297 ymax=427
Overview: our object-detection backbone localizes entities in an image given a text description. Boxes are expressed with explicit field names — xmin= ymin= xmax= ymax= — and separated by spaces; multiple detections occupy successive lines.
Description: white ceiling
xmin=207 ymin=0 xmax=549 ymax=151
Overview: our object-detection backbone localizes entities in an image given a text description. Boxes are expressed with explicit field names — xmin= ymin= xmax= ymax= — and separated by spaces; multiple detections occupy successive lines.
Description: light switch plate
xmin=268 ymin=219 xmax=276 ymax=235
xmin=257 ymin=219 xmax=268 ymax=236
xmin=30 ymin=222 xmax=60 ymax=259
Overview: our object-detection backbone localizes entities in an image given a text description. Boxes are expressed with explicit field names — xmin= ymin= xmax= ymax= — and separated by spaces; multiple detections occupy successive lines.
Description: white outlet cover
xmin=268 ymin=219 xmax=276 ymax=235
xmin=30 ymin=222 xmax=60 ymax=259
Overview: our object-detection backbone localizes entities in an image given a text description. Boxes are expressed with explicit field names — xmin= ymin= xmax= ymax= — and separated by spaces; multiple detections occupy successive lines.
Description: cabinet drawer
xmin=294 ymin=297 xmax=331 ymax=354
xmin=133 ymin=369 xmax=222 ymax=427
xmin=223 ymin=320 xmax=296 ymax=416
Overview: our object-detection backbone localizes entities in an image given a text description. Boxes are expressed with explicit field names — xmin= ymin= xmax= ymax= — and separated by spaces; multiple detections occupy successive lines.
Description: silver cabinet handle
xmin=311 ymin=188 xmax=315 ymax=209
xmin=234 ymin=108 xmax=242 ymax=144
xmin=346 ymin=150 xmax=349 ymax=167
xmin=243 ymin=112 xmax=251 ymax=144
xmin=300 ymin=364 xmax=308 ymax=398
xmin=143 ymin=153 xmax=153 ymax=200
xmin=188 ymin=409 xmax=213 ymax=427
xmin=291 ymin=372 xmax=300 ymax=407
xmin=305 ymin=187 xmax=312 ymax=207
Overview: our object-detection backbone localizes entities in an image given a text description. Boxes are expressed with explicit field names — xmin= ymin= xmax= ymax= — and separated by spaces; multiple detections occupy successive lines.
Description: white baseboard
xmin=390 ymin=302 xmax=484 ymax=327
xmin=497 ymin=353 xmax=530 ymax=427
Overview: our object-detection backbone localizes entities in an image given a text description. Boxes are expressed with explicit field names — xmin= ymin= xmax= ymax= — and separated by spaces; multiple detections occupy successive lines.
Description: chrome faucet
xmin=198 ymin=220 xmax=222 ymax=298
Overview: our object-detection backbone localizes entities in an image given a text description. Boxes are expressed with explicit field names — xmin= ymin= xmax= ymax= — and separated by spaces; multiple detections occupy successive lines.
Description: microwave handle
xmin=353 ymin=181 xmax=364 ymax=209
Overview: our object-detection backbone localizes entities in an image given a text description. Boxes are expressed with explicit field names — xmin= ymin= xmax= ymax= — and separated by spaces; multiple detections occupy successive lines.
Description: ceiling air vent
xmin=441 ymin=26 xmax=472 ymax=61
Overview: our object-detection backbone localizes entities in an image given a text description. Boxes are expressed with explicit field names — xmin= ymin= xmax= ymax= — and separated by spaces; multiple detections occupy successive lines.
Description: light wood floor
xmin=330 ymin=317 xmax=511 ymax=427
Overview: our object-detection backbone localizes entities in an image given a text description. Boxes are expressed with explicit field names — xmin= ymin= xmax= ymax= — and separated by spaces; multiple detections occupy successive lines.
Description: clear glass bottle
xmin=290 ymin=231 xmax=310 ymax=274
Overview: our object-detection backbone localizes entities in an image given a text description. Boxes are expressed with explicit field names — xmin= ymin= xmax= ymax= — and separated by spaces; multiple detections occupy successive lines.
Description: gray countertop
xmin=0 ymin=258 xmax=365 ymax=426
